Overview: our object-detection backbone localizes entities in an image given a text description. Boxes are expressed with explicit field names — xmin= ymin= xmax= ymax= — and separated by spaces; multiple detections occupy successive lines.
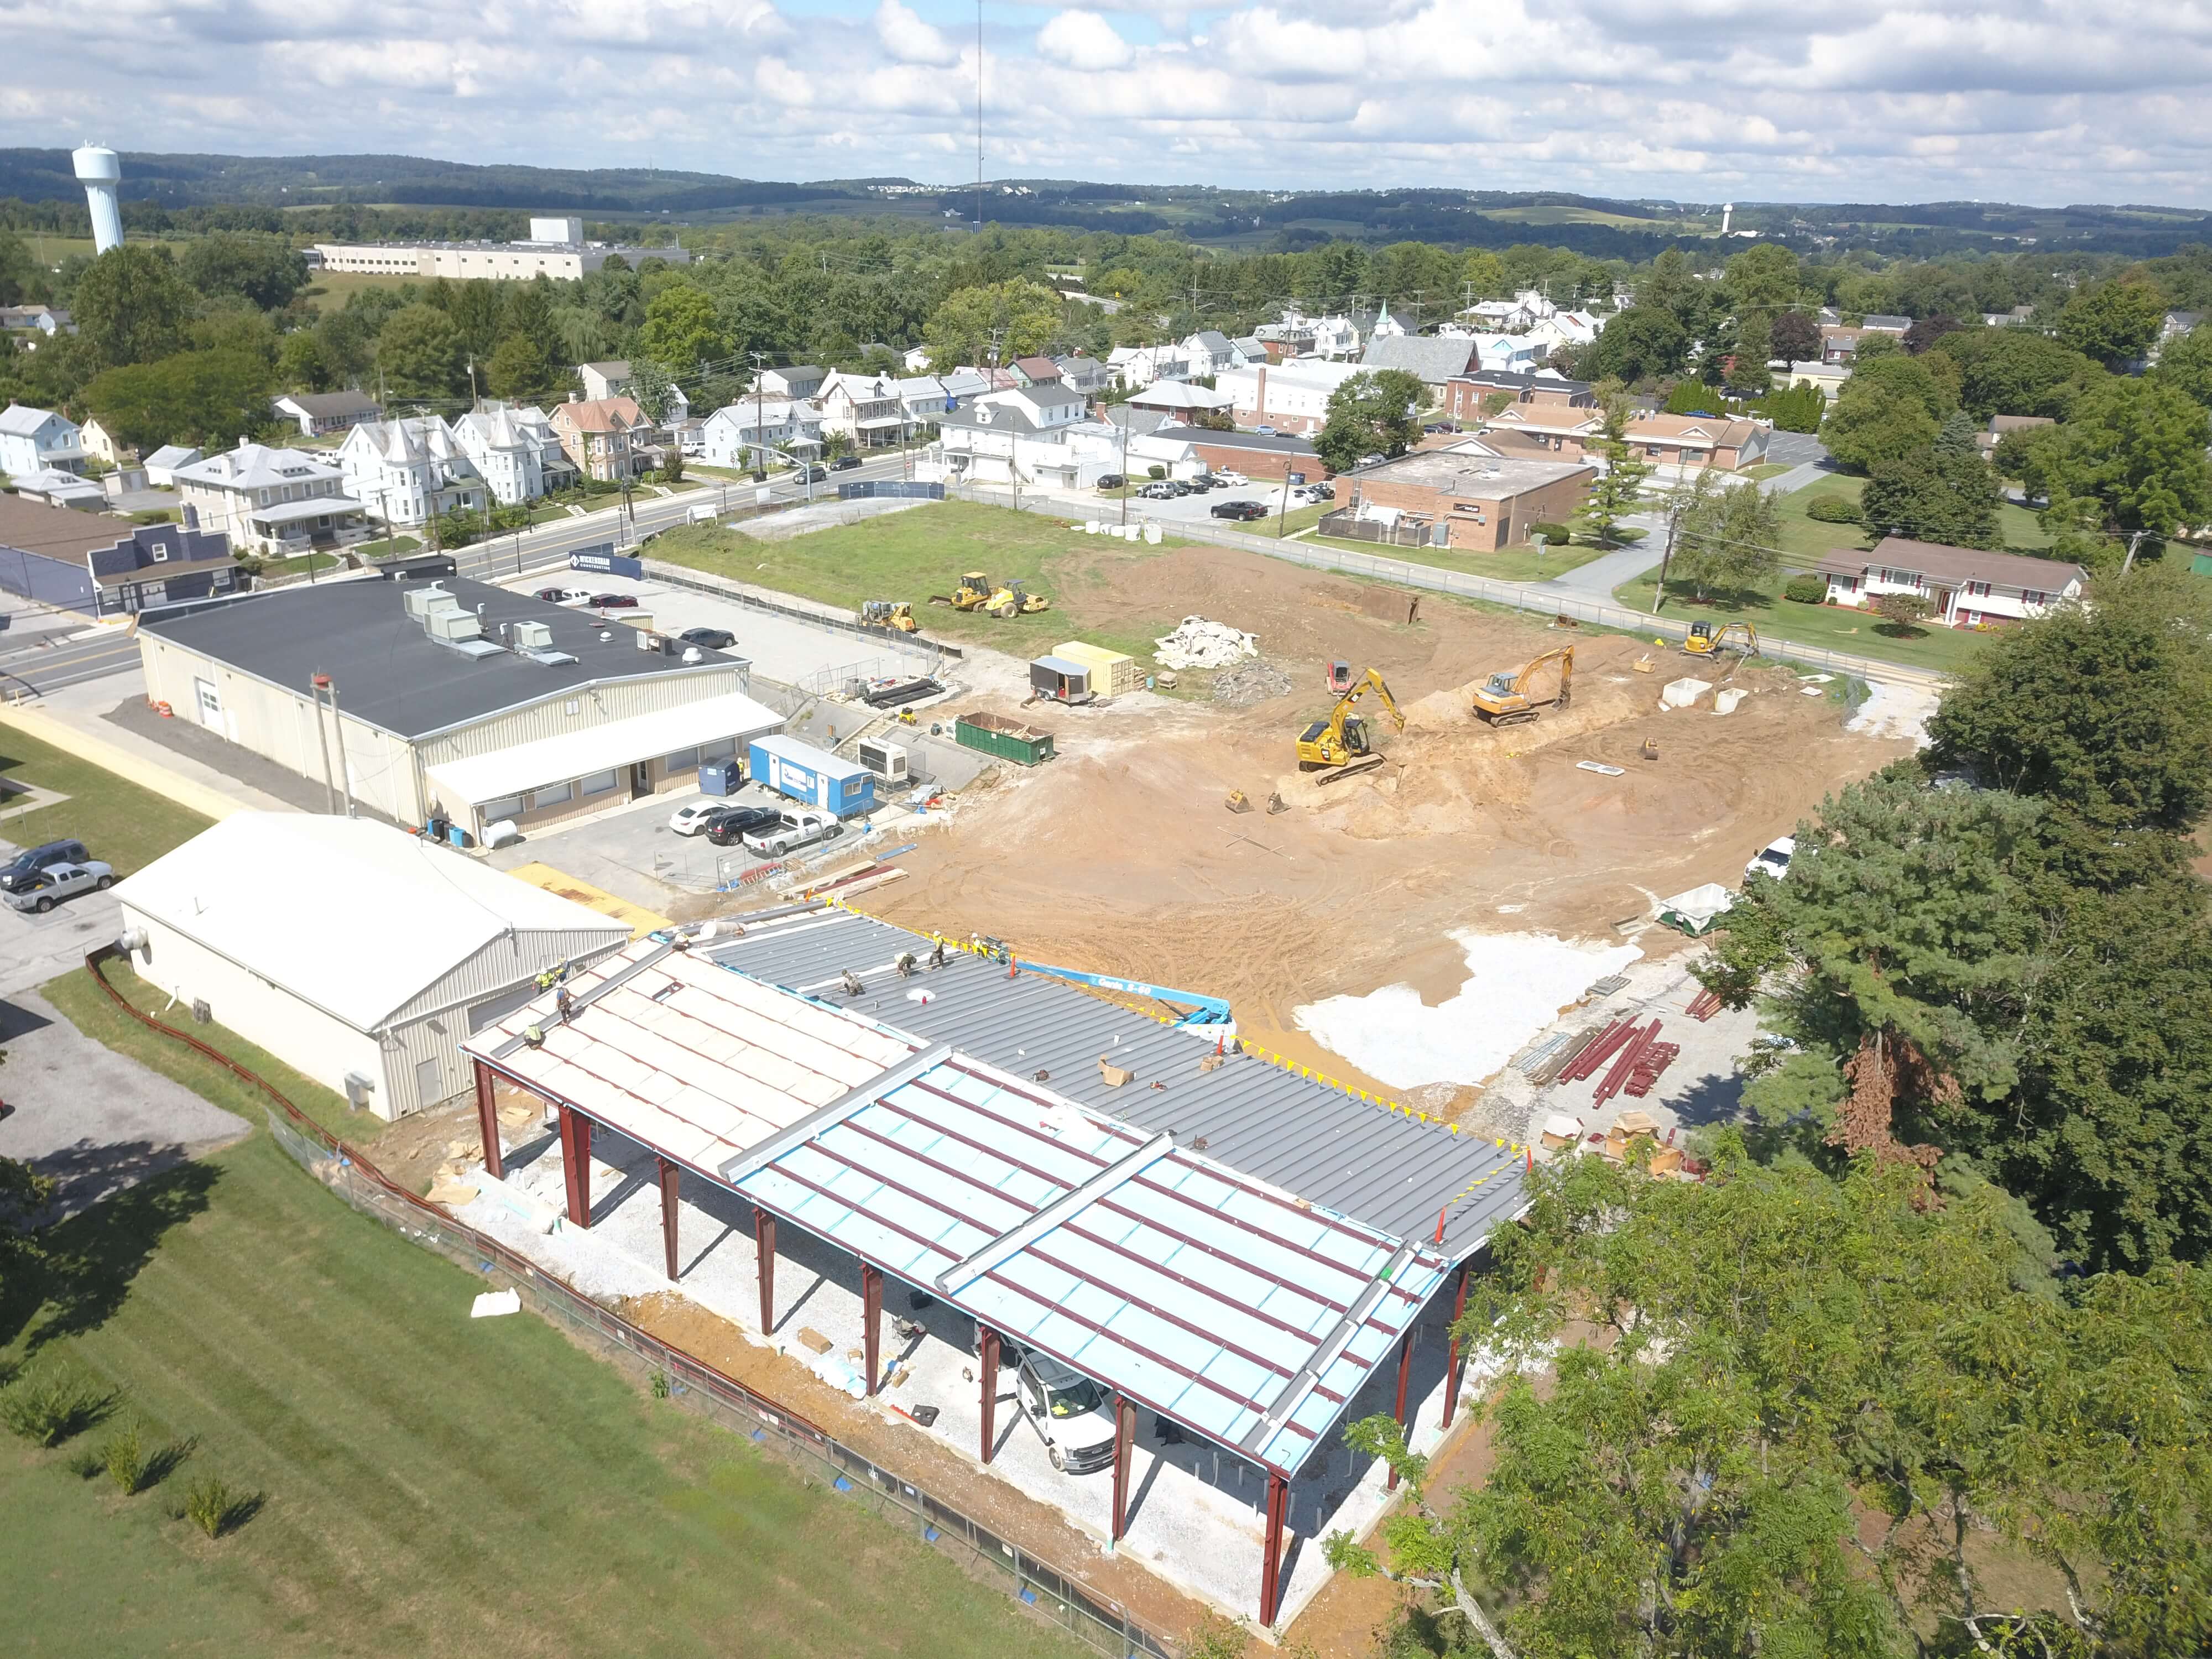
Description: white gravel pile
xmin=1154 ymin=614 xmax=1259 ymax=669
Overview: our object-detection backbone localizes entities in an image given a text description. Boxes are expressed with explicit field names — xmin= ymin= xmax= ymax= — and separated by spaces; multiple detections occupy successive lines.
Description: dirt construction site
xmin=870 ymin=538 xmax=1914 ymax=1124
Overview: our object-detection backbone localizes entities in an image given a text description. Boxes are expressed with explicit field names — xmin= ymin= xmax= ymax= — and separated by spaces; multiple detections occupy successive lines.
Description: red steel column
xmin=862 ymin=1264 xmax=884 ymax=1397
xmin=472 ymin=1060 xmax=504 ymax=1181
xmin=1109 ymin=1393 xmax=1137 ymax=1543
xmin=1387 ymin=1328 xmax=1414 ymax=1491
xmin=1259 ymin=1470 xmax=1288 ymax=1627
xmin=1441 ymin=1261 xmax=1472 ymax=1431
xmin=658 ymin=1157 xmax=681 ymax=1282
xmin=978 ymin=1327 xmax=1000 ymax=1464
xmin=557 ymin=1104 xmax=592 ymax=1228
xmin=754 ymin=1208 xmax=777 ymax=1335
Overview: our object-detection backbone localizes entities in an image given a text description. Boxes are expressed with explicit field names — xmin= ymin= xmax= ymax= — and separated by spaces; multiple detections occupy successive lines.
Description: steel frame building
xmin=462 ymin=905 xmax=1530 ymax=1625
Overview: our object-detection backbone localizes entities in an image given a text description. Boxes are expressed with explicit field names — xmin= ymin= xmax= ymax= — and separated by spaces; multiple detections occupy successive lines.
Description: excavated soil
xmin=874 ymin=542 xmax=1910 ymax=1104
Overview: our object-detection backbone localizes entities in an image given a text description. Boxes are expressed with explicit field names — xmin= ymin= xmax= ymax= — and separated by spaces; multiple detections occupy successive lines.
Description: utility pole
xmin=1652 ymin=484 xmax=1688 ymax=614
xmin=751 ymin=351 xmax=768 ymax=484
xmin=1119 ymin=413 xmax=1130 ymax=529
xmin=466 ymin=356 xmax=479 ymax=411
xmin=2121 ymin=528 xmax=2147 ymax=573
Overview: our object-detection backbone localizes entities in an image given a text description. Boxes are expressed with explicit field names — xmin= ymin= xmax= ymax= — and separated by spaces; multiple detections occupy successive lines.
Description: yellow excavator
xmin=859 ymin=600 xmax=919 ymax=632
xmin=1472 ymin=645 xmax=1574 ymax=726
xmin=1297 ymin=667 xmax=1405 ymax=781
xmin=1681 ymin=620 xmax=1760 ymax=659
xmin=987 ymin=577 xmax=1050 ymax=619
xmin=929 ymin=571 xmax=994 ymax=612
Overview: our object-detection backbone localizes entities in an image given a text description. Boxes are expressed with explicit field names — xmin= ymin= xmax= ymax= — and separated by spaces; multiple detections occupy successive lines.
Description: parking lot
xmin=482 ymin=779 xmax=841 ymax=902
xmin=1050 ymin=473 xmax=1327 ymax=531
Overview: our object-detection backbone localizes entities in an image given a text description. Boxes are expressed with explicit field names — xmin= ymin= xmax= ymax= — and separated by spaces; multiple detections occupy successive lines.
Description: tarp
xmin=1657 ymin=881 xmax=1735 ymax=935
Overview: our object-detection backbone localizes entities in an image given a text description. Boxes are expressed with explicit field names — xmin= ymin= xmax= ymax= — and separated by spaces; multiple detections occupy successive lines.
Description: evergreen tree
xmin=1859 ymin=410 xmax=2003 ymax=546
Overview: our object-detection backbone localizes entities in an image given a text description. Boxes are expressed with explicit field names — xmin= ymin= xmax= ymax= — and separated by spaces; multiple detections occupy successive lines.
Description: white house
xmin=700 ymin=399 xmax=825 ymax=469
xmin=1214 ymin=359 xmax=1366 ymax=435
xmin=450 ymin=404 xmax=568 ymax=505
xmin=1782 ymin=360 xmax=1851 ymax=400
xmin=894 ymin=375 xmax=955 ymax=426
xmin=273 ymin=390 xmax=383 ymax=439
xmin=79 ymin=416 xmax=128 ymax=467
xmin=1525 ymin=310 xmax=1605 ymax=357
xmin=757 ymin=366 xmax=826 ymax=400
xmin=1814 ymin=539 xmax=2086 ymax=629
xmin=1181 ymin=331 xmax=1240 ymax=375
xmin=170 ymin=442 xmax=371 ymax=556
xmin=0 ymin=304 xmax=72 ymax=340
xmin=1126 ymin=380 xmax=1235 ymax=418
xmin=815 ymin=371 xmax=911 ymax=450
xmin=932 ymin=384 xmax=1104 ymax=487
xmin=1363 ymin=305 xmax=1407 ymax=343
xmin=1106 ymin=344 xmax=1192 ymax=390
xmin=0 ymin=404 xmax=85 ymax=478
xmin=143 ymin=445 xmax=204 ymax=488
xmin=902 ymin=345 xmax=933 ymax=373
xmin=337 ymin=418 xmax=488 ymax=528
xmin=1457 ymin=289 xmax=1557 ymax=334
xmin=576 ymin=361 xmax=690 ymax=425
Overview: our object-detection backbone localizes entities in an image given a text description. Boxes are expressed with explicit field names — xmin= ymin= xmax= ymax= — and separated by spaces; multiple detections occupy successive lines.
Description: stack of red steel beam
xmin=1686 ymin=987 xmax=1725 ymax=1022
xmin=1557 ymin=1017 xmax=1639 ymax=1084
xmin=1623 ymin=1040 xmax=1681 ymax=1098
xmin=1592 ymin=1020 xmax=1665 ymax=1107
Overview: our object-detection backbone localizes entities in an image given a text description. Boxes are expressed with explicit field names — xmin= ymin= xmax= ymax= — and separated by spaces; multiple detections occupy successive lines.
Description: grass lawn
xmin=1775 ymin=474 xmax=2052 ymax=567
xmin=298 ymin=270 xmax=422 ymax=312
xmin=1739 ymin=462 xmax=1793 ymax=482
xmin=256 ymin=550 xmax=348 ymax=581
xmin=1302 ymin=532 xmax=1612 ymax=585
xmin=0 ymin=724 xmax=212 ymax=874
xmin=1 ymin=969 xmax=1089 ymax=1659
xmin=1611 ymin=567 xmax=1995 ymax=674
xmin=355 ymin=534 xmax=422 ymax=559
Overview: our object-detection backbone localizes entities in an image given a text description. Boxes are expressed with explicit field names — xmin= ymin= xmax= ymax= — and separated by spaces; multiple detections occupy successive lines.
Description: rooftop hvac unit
xmin=857 ymin=738 xmax=909 ymax=782
xmin=403 ymin=583 xmax=452 ymax=618
xmin=510 ymin=618 xmax=552 ymax=650
xmin=429 ymin=609 xmax=483 ymax=641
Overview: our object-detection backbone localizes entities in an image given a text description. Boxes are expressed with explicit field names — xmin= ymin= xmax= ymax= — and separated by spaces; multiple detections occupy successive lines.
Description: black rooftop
xmin=137 ymin=575 xmax=736 ymax=740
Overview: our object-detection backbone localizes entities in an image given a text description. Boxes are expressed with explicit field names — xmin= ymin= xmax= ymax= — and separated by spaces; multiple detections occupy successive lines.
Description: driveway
xmin=0 ymin=831 xmax=125 ymax=1001
xmin=0 ymin=987 xmax=249 ymax=1222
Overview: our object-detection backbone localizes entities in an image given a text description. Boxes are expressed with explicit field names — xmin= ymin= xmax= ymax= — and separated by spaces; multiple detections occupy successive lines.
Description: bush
xmin=103 ymin=1418 xmax=148 ymax=1493
xmin=1147 ymin=464 xmax=1166 ymax=480
xmin=0 ymin=1370 xmax=109 ymax=1447
xmin=1805 ymin=495 xmax=1861 ymax=523
xmin=1784 ymin=574 xmax=1828 ymax=604
xmin=181 ymin=1475 xmax=258 ymax=1539
xmin=1530 ymin=520 xmax=1574 ymax=544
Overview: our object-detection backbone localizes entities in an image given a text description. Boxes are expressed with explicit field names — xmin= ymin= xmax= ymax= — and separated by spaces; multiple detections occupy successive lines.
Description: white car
xmin=743 ymin=808 xmax=845 ymax=859
xmin=668 ymin=800 xmax=731 ymax=837
xmin=1215 ymin=469 xmax=1248 ymax=486
xmin=1744 ymin=836 xmax=1796 ymax=883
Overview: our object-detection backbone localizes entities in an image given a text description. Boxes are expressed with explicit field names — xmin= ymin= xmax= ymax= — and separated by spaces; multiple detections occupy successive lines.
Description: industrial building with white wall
xmin=134 ymin=573 xmax=785 ymax=842
xmin=114 ymin=814 xmax=633 ymax=1119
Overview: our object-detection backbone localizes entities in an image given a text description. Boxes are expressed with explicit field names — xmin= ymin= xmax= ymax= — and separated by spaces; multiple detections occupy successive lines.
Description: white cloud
xmin=874 ymin=0 xmax=961 ymax=67
xmin=1036 ymin=10 xmax=1133 ymax=70
xmin=2 ymin=1 xmax=2209 ymax=205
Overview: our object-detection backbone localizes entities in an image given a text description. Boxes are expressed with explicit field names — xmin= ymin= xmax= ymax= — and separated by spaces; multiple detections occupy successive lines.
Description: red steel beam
xmin=979 ymin=1326 xmax=1001 ymax=1465
xmin=1387 ymin=1328 xmax=1413 ymax=1491
xmin=1441 ymin=1261 xmax=1471 ymax=1431
xmin=659 ymin=1156 xmax=681 ymax=1282
xmin=558 ymin=1104 xmax=592 ymax=1228
xmin=1259 ymin=1470 xmax=1289 ymax=1627
xmin=754 ymin=1207 xmax=778 ymax=1335
xmin=473 ymin=1060 xmax=504 ymax=1181
xmin=862 ymin=1263 xmax=883 ymax=1397
xmin=1110 ymin=1391 xmax=1137 ymax=1543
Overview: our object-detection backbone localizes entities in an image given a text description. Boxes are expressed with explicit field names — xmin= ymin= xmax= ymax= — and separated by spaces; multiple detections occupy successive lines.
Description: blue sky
xmin=8 ymin=1 xmax=2210 ymax=208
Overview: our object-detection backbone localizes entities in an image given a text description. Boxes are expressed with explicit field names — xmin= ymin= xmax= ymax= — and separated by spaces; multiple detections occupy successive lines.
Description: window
xmin=150 ymin=544 xmax=168 ymax=562
xmin=529 ymin=781 xmax=572 ymax=809
xmin=483 ymin=796 xmax=525 ymax=823
xmin=1967 ymin=580 xmax=1991 ymax=597
xmin=580 ymin=769 xmax=618 ymax=796
xmin=663 ymin=745 xmax=701 ymax=772
xmin=700 ymin=737 xmax=737 ymax=761
xmin=2023 ymin=589 xmax=2047 ymax=606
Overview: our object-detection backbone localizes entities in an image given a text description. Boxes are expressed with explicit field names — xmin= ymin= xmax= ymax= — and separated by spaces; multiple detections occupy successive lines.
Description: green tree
xmin=1821 ymin=353 xmax=1953 ymax=473
xmin=639 ymin=281 xmax=727 ymax=372
xmin=483 ymin=330 xmax=557 ymax=401
xmin=275 ymin=329 xmax=332 ymax=393
xmin=81 ymin=348 xmax=276 ymax=451
xmin=1589 ymin=306 xmax=1689 ymax=383
xmin=1667 ymin=468 xmax=1782 ymax=601
xmin=0 ymin=228 xmax=35 ymax=308
xmin=1634 ymin=248 xmax=1708 ymax=336
xmin=2058 ymin=276 xmax=2171 ymax=369
xmin=1933 ymin=326 xmax=2104 ymax=420
xmin=1571 ymin=392 xmax=1653 ymax=545
xmin=71 ymin=244 xmax=196 ymax=369
xmin=179 ymin=233 xmax=309 ymax=311
xmin=2152 ymin=320 xmax=2212 ymax=411
xmin=1762 ymin=379 xmax=1825 ymax=433
xmin=922 ymin=279 xmax=1063 ymax=371
xmin=1860 ymin=411 xmax=2002 ymax=547
xmin=1312 ymin=368 xmax=1426 ymax=473
xmin=2036 ymin=375 xmax=2212 ymax=540
xmin=1770 ymin=310 xmax=1821 ymax=364
xmin=626 ymin=357 xmax=677 ymax=424
xmin=374 ymin=304 xmax=468 ymax=400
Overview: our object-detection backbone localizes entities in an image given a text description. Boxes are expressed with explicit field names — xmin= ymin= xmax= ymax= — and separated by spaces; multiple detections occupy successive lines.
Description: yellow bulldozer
xmin=1472 ymin=645 xmax=1573 ymax=726
xmin=1296 ymin=667 xmax=1405 ymax=781
xmin=859 ymin=600 xmax=918 ymax=633
xmin=987 ymin=578 xmax=1050 ymax=619
xmin=1681 ymin=620 xmax=1760 ymax=659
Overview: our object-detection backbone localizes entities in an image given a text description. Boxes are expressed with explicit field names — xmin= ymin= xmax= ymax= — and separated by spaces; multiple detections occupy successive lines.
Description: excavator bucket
xmin=1224 ymin=789 xmax=1253 ymax=814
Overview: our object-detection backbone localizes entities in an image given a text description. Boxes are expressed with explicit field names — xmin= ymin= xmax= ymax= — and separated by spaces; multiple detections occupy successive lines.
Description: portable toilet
xmin=1030 ymin=654 xmax=1094 ymax=705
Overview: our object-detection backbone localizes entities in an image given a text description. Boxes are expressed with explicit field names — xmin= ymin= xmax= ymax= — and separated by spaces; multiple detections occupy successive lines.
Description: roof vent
xmin=525 ymin=648 xmax=579 ymax=667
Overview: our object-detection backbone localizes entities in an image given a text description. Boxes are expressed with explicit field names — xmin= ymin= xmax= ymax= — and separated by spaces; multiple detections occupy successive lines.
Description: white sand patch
xmin=1293 ymin=930 xmax=1641 ymax=1090
xmin=1848 ymin=679 xmax=1939 ymax=747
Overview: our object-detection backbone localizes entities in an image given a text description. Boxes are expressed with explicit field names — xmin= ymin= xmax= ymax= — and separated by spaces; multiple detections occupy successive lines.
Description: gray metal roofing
xmin=137 ymin=575 xmax=736 ymax=740
xmin=1360 ymin=335 xmax=1482 ymax=384
xmin=704 ymin=907 xmax=1529 ymax=1260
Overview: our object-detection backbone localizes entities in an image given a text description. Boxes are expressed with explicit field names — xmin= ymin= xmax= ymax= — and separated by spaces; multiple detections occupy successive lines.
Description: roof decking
xmin=704 ymin=907 xmax=1530 ymax=1259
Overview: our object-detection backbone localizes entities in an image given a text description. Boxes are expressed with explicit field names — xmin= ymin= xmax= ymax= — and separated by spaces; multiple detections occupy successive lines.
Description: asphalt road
xmin=0 ymin=618 xmax=141 ymax=700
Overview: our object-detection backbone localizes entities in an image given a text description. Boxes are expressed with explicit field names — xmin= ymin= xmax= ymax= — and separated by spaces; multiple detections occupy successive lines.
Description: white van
xmin=1744 ymin=836 xmax=1796 ymax=883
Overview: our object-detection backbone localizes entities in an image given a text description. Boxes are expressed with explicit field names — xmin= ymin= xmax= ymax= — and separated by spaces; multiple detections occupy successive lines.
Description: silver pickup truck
xmin=742 ymin=808 xmax=846 ymax=859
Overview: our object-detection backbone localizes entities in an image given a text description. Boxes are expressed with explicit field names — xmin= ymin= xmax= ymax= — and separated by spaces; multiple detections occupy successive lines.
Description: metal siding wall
xmin=384 ymin=928 xmax=630 ymax=1028
xmin=413 ymin=667 xmax=742 ymax=767
xmin=382 ymin=1014 xmax=463 ymax=1118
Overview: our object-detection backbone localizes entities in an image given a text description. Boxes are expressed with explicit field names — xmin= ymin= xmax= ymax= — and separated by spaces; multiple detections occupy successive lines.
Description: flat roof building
xmin=134 ymin=574 xmax=781 ymax=839
xmin=313 ymin=238 xmax=693 ymax=283
xmin=1340 ymin=450 xmax=1596 ymax=552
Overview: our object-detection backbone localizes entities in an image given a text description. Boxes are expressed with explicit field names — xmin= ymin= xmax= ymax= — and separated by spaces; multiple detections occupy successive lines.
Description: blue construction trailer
xmin=748 ymin=733 xmax=876 ymax=818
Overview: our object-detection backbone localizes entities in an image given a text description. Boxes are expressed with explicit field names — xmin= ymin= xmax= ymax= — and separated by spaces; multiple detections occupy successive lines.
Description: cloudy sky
xmin=12 ymin=0 xmax=2212 ymax=207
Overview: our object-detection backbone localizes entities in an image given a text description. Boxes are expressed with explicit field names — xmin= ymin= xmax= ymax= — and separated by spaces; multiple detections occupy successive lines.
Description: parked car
xmin=743 ymin=809 xmax=845 ymax=859
xmin=1137 ymin=482 xmax=1180 ymax=500
xmin=3 ymin=857 xmax=113 ymax=914
xmin=589 ymin=593 xmax=639 ymax=608
xmin=1357 ymin=452 xmax=1387 ymax=468
xmin=1094 ymin=473 xmax=1126 ymax=491
xmin=679 ymin=626 xmax=737 ymax=650
xmin=1744 ymin=836 xmax=1796 ymax=884
xmin=830 ymin=454 xmax=863 ymax=471
xmin=705 ymin=806 xmax=785 ymax=847
xmin=669 ymin=800 xmax=733 ymax=837
xmin=795 ymin=465 xmax=830 ymax=483
xmin=1014 ymin=1351 xmax=1118 ymax=1474
xmin=1214 ymin=469 xmax=1248 ymax=486
xmin=0 ymin=838 xmax=90 ymax=895
xmin=1253 ymin=425 xmax=1276 ymax=436
xmin=539 ymin=586 xmax=592 ymax=604
xmin=1211 ymin=499 xmax=1269 ymax=520
xmin=1308 ymin=481 xmax=1335 ymax=500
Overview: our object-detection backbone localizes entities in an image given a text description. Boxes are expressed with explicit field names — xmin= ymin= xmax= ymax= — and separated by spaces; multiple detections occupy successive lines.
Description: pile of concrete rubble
xmin=1154 ymin=615 xmax=1259 ymax=669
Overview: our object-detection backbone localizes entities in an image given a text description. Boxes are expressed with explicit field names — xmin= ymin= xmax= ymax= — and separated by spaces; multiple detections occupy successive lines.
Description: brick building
xmin=1339 ymin=451 xmax=1594 ymax=552
xmin=1443 ymin=370 xmax=1595 ymax=424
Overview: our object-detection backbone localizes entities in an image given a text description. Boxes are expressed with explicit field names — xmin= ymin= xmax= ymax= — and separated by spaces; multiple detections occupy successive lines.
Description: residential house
xmin=1982 ymin=305 xmax=2038 ymax=328
xmin=143 ymin=445 xmax=204 ymax=488
xmin=1051 ymin=355 xmax=1113 ymax=397
xmin=1443 ymin=369 xmax=1595 ymax=424
xmin=1470 ymin=332 xmax=1543 ymax=374
xmin=894 ymin=375 xmax=955 ymax=429
xmin=757 ymin=366 xmax=826 ymax=400
xmin=337 ymin=418 xmax=488 ymax=527
xmin=577 ymin=361 xmax=690 ymax=424
xmin=1472 ymin=405 xmax=1768 ymax=471
xmin=937 ymin=368 xmax=990 ymax=405
xmin=79 ymin=417 xmax=128 ymax=467
xmin=902 ymin=346 xmax=934 ymax=373
xmin=1819 ymin=325 xmax=1871 ymax=363
xmin=1105 ymin=343 xmax=1191 ymax=390
xmin=0 ymin=404 xmax=85 ymax=477
xmin=1338 ymin=450 xmax=1594 ymax=552
xmin=550 ymin=395 xmax=659 ymax=482
xmin=1008 ymin=356 xmax=1063 ymax=389
xmin=1974 ymin=413 xmax=2055 ymax=464
xmin=0 ymin=304 xmax=73 ymax=342
xmin=1455 ymin=290 xmax=1556 ymax=334
xmin=1814 ymin=538 xmax=2086 ymax=628
xmin=698 ymin=399 xmax=824 ymax=469
xmin=273 ymin=389 xmax=384 ymax=439
xmin=1215 ymin=358 xmax=1366 ymax=436
xmin=932 ymin=383 xmax=1102 ymax=487
xmin=450 ymin=404 xmax=571 ymax=505
xmin=1254 ymin=307 xmax=1362 ymax=361
xmin=1360 ymin=334 xmax=1482 ymax=392
xmin=1361 ymin=304 xmax=1407 ymax=342
xmin=171 ymin=442 xmax=371 ymax=556
xmin=0 ymin=494 xmax=242 ymax=617
xmin=1228 ymin=335 xmax=1267 ymax=368
xmin=1525 ymin=310 xmax=1604 ymax=358
xmin=1781 ymin=361 xmax=1851 ymax=400
xmin=1182 ymin=331 xmax=1240 ymax=375
xmin=1125 ymin=380 xmax=1235 ymax=419
xmin=2153 ymin=311 xmax=2201 ymax=364
xmin=1860 ymin=314 xmax=1911 ymax=335
xmin=815 ymin=371 xmax=913 ymax=450
xmin=11 ymin=468 xmax=106 ymax=510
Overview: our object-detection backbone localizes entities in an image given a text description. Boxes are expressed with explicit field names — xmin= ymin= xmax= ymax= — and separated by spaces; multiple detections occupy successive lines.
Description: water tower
xmin=1720 ymin=202 xmax=1734 ymax=236
xmin=74 ymin=144 xmax=123 ymax=254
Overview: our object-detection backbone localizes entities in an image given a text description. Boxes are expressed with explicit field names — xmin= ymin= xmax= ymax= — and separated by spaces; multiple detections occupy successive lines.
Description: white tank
xmin=74 ymin=144 xmax=124 ymax=254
